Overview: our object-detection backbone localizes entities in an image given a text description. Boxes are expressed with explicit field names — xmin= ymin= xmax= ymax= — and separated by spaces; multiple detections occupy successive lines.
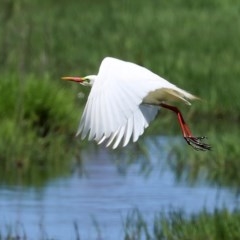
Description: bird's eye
xmin=85 ymin=78 xmax=91 ymax=84
xmin=80 ymin=78 xmax=91 ymax=86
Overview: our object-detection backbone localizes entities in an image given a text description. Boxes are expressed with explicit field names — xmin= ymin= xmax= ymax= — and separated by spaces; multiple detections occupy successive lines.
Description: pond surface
xmin=0 ymin=137 xmax=238 ymax=239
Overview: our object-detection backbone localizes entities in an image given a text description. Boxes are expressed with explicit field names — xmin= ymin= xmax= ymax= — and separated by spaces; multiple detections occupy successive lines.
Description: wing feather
xmin=132 ymin=110 xmax=142 ymax=142
xmin=112 ymin=126 xmax=126 ymax=149
xmin=88 ymin=94 xmax=98 ymax=140
xmin=78 ymin=98 xmax=92 ymax=139
xmin=106 ymin=129 xmax=120 ymax=147
xmin=93 ymin=92 xmax=103 ymax=141
xmin=77 ymin=57 xmax=171 ymax=148
xmin=102 ymin=92 xmax=114 ymax=137
xmin=122 ymin=117 xmax=134 ymax=147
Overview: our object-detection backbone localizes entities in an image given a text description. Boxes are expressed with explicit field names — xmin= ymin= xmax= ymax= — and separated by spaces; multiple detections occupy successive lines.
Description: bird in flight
xmin=62 ymin=57 xmax=210 ymax=151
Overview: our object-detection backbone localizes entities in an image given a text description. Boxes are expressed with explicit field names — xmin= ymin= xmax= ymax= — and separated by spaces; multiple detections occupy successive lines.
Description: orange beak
xmin=61 ymin=76 xmax=85 ymax=83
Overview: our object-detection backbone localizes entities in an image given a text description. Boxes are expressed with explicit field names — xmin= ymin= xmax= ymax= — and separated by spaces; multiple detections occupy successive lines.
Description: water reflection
xmin=0 ymin=136 xmax=238 ymax=239
xmin=170 ymin=121 xmax=240 ymax=192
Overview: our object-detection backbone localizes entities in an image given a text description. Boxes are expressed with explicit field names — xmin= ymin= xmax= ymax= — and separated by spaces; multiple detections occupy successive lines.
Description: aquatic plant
xmin=124 ymin=208 xmax=240 ymax=240
xmin=0 ymin=74 xmax=83 ymax=186
xmin=168 ymin=121 xmax=240 ymax=191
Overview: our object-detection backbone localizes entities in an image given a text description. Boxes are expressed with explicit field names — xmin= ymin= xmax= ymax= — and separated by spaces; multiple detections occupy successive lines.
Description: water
xmin=0 ymin=137 xmax=237 ymax=239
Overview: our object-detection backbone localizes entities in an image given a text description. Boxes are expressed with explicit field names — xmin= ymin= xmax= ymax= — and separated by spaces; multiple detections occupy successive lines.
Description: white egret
xmin=62 ymin=57 xmax=210 ymax=151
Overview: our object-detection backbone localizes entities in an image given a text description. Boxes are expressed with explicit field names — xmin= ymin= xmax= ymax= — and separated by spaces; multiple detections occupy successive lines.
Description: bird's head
xmin=61 ymin=75 xmax=96 ymax=87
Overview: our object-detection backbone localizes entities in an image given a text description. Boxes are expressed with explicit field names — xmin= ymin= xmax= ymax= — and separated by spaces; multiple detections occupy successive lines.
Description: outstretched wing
xmin=96 ymin=104 xmax=159 ymax=149
xmin=77 ymin=57 xmax=167 ymax=148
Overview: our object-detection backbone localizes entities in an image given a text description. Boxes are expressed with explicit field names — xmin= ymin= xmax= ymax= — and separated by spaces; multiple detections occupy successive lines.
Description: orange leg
xmin=160 ymin=103 xmax=211 ymax=151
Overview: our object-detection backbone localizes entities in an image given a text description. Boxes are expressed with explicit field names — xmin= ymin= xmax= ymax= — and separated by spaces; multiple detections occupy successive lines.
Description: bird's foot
xmin=184 ymin=136 xmax=211 ymax=151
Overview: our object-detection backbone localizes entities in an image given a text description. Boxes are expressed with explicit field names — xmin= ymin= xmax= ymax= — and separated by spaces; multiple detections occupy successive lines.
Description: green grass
xmin=2 ymin=208 xmax=240 ymax=240
xmin=0 ymin=0 xmax=239 ymax=189
xmin=0 ymin=74 xmax=84 ymax=186
xmin=124 ymin=208 xmax=240 ymax=240
xmin=0 ymin=0 xmax=240 ymax=117
xmin=0 ymin=2 xmax=240 ymax=237
xmin=0 ymin=1 xmax=239 ymax=238
xmin=167 ymin=121 xmax=240 ymax=190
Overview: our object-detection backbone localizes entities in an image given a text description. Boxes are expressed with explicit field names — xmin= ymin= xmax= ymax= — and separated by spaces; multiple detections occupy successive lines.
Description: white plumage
xmin=78 ymin=58 xmax=160 ymax=148
xmin=62 ymin=57 xmax=210 ymax=151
